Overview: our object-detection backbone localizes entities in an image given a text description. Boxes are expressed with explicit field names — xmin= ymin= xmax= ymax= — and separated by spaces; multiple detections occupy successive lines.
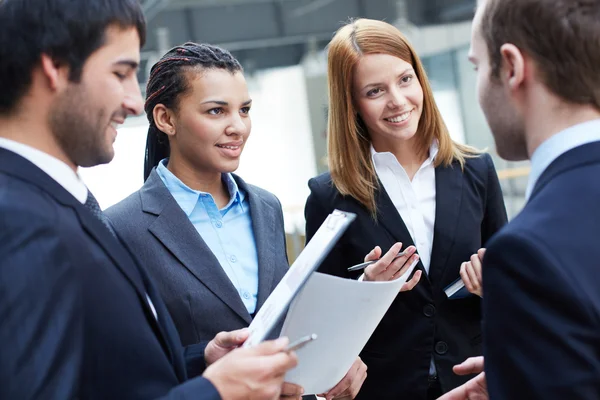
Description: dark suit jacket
xmin=305 ymin=153 xmax=507 ymax=400
xmin=483 ymin=142 xmax=600 ymax=399
xmin=0 ymin=149 xmax=219 ymax=399
xmin=106 ymin=169 xmax=290 ymax=377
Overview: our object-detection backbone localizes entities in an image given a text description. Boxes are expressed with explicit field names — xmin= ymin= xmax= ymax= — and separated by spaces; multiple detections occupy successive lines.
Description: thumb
xmin=478 ymin=248 xmax=486 ymax=261
xmin=214 ymin=328 xmax=249 ymax=348
xmin=453 ymin=356 xmax=484 ymax=375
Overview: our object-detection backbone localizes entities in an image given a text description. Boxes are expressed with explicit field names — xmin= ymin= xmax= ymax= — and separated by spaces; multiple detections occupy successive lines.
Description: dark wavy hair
xmin=0 ymin=0 xmax=145 ymax=114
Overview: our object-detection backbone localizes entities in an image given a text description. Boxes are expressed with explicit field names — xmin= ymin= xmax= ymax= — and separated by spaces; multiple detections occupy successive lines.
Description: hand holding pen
xmin=353 ymin=242 xmax=422 ymax=291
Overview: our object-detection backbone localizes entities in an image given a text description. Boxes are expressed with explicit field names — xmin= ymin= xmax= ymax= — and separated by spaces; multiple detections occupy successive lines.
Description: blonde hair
xmin=327 ymin=18 xmax=479 ymax=216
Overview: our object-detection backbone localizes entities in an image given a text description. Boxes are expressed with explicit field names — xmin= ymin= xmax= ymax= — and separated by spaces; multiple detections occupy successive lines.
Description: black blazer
xmin=305 ymin=153 xmax=507 ymax=399
xmin=0 ymin=148 xmax=219 ymax=399
xmin=483 ymin=142 xmax=600 ymax=399
xmin=106 ymin=170 xmax=290 ymax=377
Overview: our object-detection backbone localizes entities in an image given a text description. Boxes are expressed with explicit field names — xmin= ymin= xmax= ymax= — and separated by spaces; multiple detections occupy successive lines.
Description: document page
xmin=244 ymin=210 xmax=356 ymax=347
xmin=281 ymin=264 xmax=418 ymax=395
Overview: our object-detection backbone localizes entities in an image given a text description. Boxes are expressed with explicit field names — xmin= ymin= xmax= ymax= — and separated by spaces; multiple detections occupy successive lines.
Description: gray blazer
xmin=106 ymin=169 xmax=289 ymax=375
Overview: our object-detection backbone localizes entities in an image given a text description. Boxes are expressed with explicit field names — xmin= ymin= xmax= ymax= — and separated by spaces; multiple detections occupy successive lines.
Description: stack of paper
xmin=281 ymin=262 xmax=417 ymax=395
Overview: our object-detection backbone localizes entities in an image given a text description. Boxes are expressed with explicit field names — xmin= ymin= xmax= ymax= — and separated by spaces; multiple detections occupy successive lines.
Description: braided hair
xmin=143 ymin=42 xmax=243 ymax=181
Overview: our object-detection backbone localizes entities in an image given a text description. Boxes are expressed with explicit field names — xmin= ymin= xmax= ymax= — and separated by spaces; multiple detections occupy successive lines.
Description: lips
xmin=216 ymin=141 xmax=243 ymax=150
xmin=384 ymin=109 xmax=413 ymax=123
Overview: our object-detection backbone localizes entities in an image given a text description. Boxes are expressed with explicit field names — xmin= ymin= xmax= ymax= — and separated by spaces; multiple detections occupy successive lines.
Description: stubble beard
xmin=482 ymin=79 xmax=528 ymax=162
xmin=49 ymin=83 xmax=114 ymax=168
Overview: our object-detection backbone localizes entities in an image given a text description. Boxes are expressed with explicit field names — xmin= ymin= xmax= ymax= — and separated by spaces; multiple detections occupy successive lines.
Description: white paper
xmin=281 ymin=261 xmax=418 ymax=395
xmin=244 ymin=210 xmax=355 ymax=347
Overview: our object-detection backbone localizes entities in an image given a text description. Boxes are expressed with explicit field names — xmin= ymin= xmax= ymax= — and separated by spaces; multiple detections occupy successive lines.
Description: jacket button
xmin=435 ymin=341 xmax=448 ymax=355
xmin=423 ymin=304 xmax=436 ymax=317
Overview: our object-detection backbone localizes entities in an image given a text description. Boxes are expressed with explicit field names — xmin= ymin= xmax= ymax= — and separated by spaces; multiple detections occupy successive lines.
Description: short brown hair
xmin=480 ymin=0 xmax=600 ymax=108
xmin=327 ymin=19 xmax=478 ymax=216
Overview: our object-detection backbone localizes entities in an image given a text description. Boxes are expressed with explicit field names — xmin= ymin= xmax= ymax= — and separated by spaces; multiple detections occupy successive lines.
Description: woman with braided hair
xmin=105 ymin=42 xmax=392 ymax=399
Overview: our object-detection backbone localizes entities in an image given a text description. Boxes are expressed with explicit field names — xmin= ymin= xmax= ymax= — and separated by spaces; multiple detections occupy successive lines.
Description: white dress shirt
xmin=526 ymin=119 xmax=600 ymax=200
xmin=0 ymin=138 xmax=158 ymax=320
xmin=0 ymin=138 xmax=88 ymax=203
xmin=372 ymin=141 xmax=439 ymax=377
xmin=372 ymin=141 xmax=439 ymax=274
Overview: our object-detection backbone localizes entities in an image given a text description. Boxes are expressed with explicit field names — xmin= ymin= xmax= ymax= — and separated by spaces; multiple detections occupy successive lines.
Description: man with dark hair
xmin=442 ymin=0 xmax=600 ymax=398
xmin=0 ymin=1 xmax=298 ymax=399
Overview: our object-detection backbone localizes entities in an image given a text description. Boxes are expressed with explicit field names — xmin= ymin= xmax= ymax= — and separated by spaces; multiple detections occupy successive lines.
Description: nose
xmin=123 ymin=78 xmax=144 ymax=116
xmin=387 ymin=85 xmax=406 ymax=109
xmin=225 ymin=112 xmax=250 ymax=136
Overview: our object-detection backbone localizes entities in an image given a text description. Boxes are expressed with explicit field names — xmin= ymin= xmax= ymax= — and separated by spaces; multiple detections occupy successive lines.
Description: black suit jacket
xmin=483 ymin=141 xmax=600 ymax=399
xmin=106 ymin=170 xmax=289 ymax=377
xmin=0 ymin=148 xmax=219 ymax=399
xmin=305 ymin=153 xmax=507 ymax=399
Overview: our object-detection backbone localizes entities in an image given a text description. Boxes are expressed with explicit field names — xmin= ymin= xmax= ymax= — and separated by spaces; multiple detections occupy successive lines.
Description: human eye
xmin=366 ymin=87 xmax=382 ymax=97
xmin=208 ymin=108 xmax=224 ymax=115
xmin=400 ymin=74 xmax=414 ymax=84
xmin=240 ymin=106 xmax=251 ymax=115
xmin=114 ymin=71 xmax=127 ymax=81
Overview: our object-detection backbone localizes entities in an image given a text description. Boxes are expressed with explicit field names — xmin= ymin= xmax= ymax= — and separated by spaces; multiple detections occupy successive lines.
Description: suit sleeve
xmin=183 ymin=341 xmax=210 ymax=378
xmin=483 ymin=232 xmax=600 ymax=399
xmin=481 ymin=153 xmax=508 ymax=245
xmin=304 ymin=178 xmax=351 ymax=277
xmin=157 ymin=376 xmax=221 ymax=400
xmin=0 ymin=216 xmax=82 ymax=399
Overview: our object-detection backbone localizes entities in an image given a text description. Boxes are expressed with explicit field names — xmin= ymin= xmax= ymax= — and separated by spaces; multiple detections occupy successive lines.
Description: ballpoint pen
xmin=347 ymin=250 xmax=408 ymax=272
xmin=285 ymin=334 xmax=318 ymax=352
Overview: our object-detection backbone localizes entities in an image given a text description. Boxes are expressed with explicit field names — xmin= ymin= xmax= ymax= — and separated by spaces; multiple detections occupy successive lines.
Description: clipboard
xmin=243 ymin=209 xmax=356 ymax=347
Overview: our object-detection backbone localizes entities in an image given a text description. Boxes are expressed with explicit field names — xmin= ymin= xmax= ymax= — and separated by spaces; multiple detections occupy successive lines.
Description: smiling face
xmin=168 ymin=68 xmax=251 ymax=177
xmin=352 ymin=53 xmax=424 ymax=152
xmin=49 ymin=25 xmax=143 ymax=167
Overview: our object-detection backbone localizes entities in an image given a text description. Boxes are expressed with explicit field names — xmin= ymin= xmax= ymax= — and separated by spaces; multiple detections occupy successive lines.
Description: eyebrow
xmin=201 ymin=99 xmax=253 ymax=106
xmin=362 ymin=68 xmax=414 ymax=90
xmin=114 ymin=60 xmax=140 ymax=70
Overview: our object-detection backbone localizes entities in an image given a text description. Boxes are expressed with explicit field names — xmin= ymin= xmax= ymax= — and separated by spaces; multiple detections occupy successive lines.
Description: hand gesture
xmin=437 ymin=357 xmax=487 ymax=400
xmin=204 ymin=328 xmax=249 ymax=366
xmin=363 ymin=242 xmax=422 ymax=291
xmin=317 ymin=357 xmax=367 ymax=399
xmin=460 ymin=248 xmax=485 ymax=297
xmin=203 ymin=337 xmax=298 ymax=400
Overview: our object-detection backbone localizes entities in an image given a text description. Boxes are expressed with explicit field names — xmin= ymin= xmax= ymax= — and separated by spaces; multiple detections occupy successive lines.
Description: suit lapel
xmin=374 ymin=183 xmax=432 ymax=280
xmin=235 ymin=175 xmax=278 ymax=312
xmin=0 ymin=149 xmax=172 ymax=357
xmin=142 ymin=171 xmax=252 ymax=324
xmin=429 ymin=162 xmax=463 ymax=285
xmin=530 ymin=141 xmax=600 ymax=201
xmin=376 ymin=183 xmax=416 ymax=248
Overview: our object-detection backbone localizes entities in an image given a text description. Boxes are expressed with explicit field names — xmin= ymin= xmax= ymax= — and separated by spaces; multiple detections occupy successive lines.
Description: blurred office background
xmin=82 ymin=0 xmax=530 ymax=261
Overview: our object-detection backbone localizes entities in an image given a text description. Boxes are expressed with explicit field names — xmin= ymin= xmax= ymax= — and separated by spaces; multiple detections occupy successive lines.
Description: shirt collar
xmin=0 ymin=138 xmax=88 ymax=204
xmin=371 ymin=140 xmax=439 ymax=168
xmin=156 ymin=158 xmax=244 ymax=216
xmin=525 ymin=119 xmax=600 ymax=200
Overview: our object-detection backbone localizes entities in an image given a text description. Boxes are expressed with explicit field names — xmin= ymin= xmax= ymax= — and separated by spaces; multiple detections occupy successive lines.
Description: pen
xmin=285 ymin=334 xmax=318 ymax=352
xmin=347 ymin=250 xmax=408 ymax=272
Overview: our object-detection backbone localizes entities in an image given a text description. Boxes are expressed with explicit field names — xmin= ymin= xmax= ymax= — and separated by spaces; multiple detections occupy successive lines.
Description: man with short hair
xmin=0 ymin=1 xmax=297 ymax=398
xmin=442 ymin=0 xmax=600 ymax=398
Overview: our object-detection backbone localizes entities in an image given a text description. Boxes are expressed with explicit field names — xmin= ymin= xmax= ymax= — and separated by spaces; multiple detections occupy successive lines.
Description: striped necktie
xmin=84 ymin=190 xmax=117 ymax=238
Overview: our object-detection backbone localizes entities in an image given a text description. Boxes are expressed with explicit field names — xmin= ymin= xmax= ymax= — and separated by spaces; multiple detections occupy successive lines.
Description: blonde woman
xmin=304 ymin=19 xmax=507 ymax=400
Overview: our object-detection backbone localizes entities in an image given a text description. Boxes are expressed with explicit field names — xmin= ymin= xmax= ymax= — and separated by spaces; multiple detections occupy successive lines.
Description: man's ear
xmin=499 ymin=44 xmax=525 ymax=92
xmin=39 ymin=54 xmax=70 ymax=91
